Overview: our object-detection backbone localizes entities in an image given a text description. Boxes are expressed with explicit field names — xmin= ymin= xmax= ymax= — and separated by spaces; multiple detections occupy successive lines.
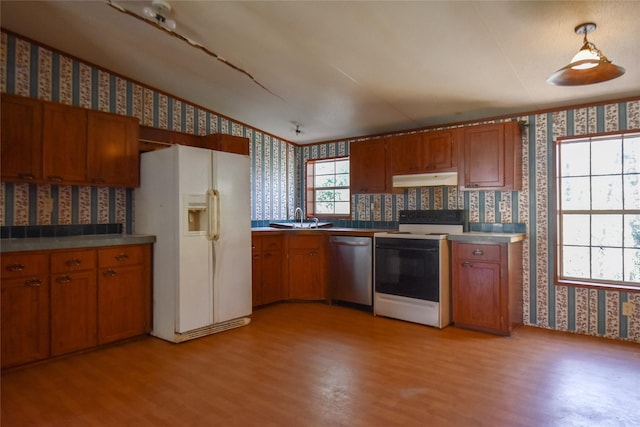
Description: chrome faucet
xmin=311 ymin=217 xmax=319 ymax=229
xmin=294 ymin=207 xmax=304 ymax=228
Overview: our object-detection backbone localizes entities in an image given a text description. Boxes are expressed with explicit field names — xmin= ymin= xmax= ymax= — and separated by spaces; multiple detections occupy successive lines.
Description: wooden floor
xmin=2 ymin=302 xmax=639 ymax=427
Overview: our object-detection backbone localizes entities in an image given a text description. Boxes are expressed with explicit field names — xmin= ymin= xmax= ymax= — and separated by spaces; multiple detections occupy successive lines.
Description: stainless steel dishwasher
xmin=329 ymin=236 xmax=372 ymax=308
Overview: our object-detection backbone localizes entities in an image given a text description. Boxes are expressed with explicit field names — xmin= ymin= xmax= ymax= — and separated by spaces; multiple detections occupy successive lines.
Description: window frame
xmin=305 ymin=156 xmax=351 ymax=219
xmin=554 ymin=129 xmax=640 ymax=292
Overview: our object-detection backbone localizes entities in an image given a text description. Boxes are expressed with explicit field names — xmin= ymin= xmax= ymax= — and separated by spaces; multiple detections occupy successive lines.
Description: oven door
xmin=374 ymin=237 xmax=440 ymax=302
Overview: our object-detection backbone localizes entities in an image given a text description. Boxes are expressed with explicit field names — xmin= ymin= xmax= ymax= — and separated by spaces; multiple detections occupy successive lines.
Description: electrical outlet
xmin=622 ymin=302 xmax=634 ymax=316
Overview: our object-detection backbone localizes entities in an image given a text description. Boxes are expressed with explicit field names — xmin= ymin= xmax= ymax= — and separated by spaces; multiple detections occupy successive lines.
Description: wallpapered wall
xmin=0 ymin=31 xmax=295 ymax=232
xmin=1 ymin=31 xmax=639 ymax=342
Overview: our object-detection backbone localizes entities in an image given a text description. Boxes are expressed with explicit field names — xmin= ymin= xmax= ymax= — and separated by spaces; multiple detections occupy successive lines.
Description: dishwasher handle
xmin=331 ymin=240 xmax=371 ymax=247
xmin=330 ymin=237 xmax=372 ymax=246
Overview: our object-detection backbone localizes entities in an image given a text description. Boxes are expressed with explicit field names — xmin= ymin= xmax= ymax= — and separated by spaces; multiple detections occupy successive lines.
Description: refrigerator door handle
xmin=207 ymin=189 xmax=221 ymax=241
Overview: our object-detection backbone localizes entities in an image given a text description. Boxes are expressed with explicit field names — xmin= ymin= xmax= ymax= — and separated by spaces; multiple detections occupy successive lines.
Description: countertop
xmin=1 ymin=234 xmax=156 ymax=253
xmin=447 ymin=232 xmax=526 ymax=244
xmin=252 ymin=227 xmax=526 ymax=242
xmin=251 ymin=227 xmax=390 ymax=237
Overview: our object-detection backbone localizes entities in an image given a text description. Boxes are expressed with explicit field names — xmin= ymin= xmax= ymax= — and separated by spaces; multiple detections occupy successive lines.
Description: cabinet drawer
xmin=1 ymin=253 xmax=49 ymax=278
xmin=456 ymin=243 xmax=501 ymax=262
xmin=263 ymin=236 xmax=283 ymax=251
xmin=288 ymin=235 xmax=324 ymax=249
xmin=98 ymin=245 xmax=145 ymax=268
xmin=51 ymin=249 xmax=96 ymax=273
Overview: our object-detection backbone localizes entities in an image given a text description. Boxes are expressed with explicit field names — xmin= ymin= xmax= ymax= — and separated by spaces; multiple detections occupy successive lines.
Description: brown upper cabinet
xmin=43 ymin=103 xmax=88 ymax=184
xmin=458 ymin=121 xmax=522 ymax=191
xmin=389 ymin=130 xmax=457 ymax=176
xmin=1 ymin=95 xmax=43 ymax=182
xmin=350 ymin=138 xmax=390 ymax=194
xmin=201 ymin=133 xmax=250 ymax=155
xmin=139 ymin=125 xmax=250 ymax=156
xmin=87 ymin=110 xmax=139 ymax=187
xmin=1 ymin=94 xmax=140 ymax=188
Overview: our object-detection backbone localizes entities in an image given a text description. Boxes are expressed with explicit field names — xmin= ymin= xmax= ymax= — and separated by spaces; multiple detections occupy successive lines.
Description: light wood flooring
xmin=2 ymin=302 xmax=639 ymax=427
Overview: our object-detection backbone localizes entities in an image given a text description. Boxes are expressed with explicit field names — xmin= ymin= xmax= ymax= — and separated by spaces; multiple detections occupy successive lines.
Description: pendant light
xmin=547 ymin=22 xmax=625 ymax=86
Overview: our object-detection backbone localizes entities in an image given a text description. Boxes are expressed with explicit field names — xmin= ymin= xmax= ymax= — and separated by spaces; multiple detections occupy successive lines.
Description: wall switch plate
xmin=622 ymin=302 xmax=634 ymax=316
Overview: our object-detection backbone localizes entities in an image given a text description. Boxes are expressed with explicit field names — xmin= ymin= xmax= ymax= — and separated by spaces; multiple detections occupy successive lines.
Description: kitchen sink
xmin=269 ymin=221 xmax=333 ymax=229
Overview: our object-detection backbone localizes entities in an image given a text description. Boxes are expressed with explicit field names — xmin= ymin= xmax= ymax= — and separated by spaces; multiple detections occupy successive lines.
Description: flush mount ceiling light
xmin=547 ymin=22 xmax=625 ymax=86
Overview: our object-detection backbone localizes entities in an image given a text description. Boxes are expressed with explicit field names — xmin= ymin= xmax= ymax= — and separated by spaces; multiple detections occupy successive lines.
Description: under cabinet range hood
xmin=392 ymin=172 xmax=458 ymax=188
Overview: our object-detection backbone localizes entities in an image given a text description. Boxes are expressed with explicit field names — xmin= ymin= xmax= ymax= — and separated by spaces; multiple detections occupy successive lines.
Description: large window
xmin=555 ymin=131 xmax=640 ymax=289
xmin=305 ymin=157 xmax=350 ymax=218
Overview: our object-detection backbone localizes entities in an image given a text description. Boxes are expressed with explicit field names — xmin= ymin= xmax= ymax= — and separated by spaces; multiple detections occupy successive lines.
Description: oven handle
xmin=375 ymin=245 xmax=439 ymax=252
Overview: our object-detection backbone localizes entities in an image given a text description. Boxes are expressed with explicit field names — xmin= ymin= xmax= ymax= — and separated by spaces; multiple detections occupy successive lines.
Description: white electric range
xmin=373 ymin=210 xmax=465 ymax=328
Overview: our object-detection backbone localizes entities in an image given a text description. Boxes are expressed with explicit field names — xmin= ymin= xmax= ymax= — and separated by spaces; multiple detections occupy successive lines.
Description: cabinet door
xmin=390 ymin=133 xmax=422 ymax=175
xmin=262 ymin=250 xmax=285 ymax=304
xmin=0 ymin=95 xmax=43 ymax=182
xmin=288 ymin=249 xmax=324 ymax=300
xmin=42 ymin=103 xmax=87 ymax=184
xmin=97 ymin=264 xmax=145 ymax=344
xmin=1 ymin=276 xmax=50 ymax=368
xmin=462 ymin=124 xmax=505 ymax=188
xmin=350 ymin=139 xmax=389 ymax=193
xmin=423 ymin=130 xmax=455 ymax=171
xmin=50 ymin=271 xmax=97 ymax=356
xmin=252 ymin=252 xmax=263 ymax=306
xmin=201 ymin=134 xmax=250 ymax=155
xmin=453 ymin=260 xmax=502 ymax=331
xmin=87 ymin=111 xmax=139 ymax=187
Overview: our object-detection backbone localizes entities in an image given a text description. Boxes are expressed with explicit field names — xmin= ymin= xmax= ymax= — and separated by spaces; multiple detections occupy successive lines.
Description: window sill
xmin=556 ymin=279 xmax=640 ymax=293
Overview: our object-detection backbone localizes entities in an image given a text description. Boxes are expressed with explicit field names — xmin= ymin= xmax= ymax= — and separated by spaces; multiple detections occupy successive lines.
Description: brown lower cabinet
xmin=1 ymin=244 xmax=151 ymax=369
xmin=251 ymin=232 xmax=328 ymax=307
xmin=288 ymin=234 xmax=327 ymax=300
xmin=451 ymin=241 xmax=523 ymax=336
xmin=1 ymin=252 xmax=50 ymax=368
xmin=252 ymin=233 xmax=287 ymax=306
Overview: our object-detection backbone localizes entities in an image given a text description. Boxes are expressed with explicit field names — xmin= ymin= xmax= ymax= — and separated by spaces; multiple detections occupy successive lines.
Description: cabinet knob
xmin=461 ymin=261 xmax=473 ymax=268
xmin=472 ymin=249 xmax=484 ymax=256
xmin=56 ymin=275 xmax=72 ymax=284
xmin=24 ymin=278 xmax=42 ymax=287
xmin=65 ymin=258 xmax=82 ymax=267
xmin=7 ymin=263 xmax=25 ymax=272
xmin=103 ymin=269 xmax=117 ymax=277
xmin=47 ymin=175 xmax=64 ymax=182
xmin=115 ymin=253 xmax=129 ymax=261
xmin=17 ymin=172 xmax=35 ymax=180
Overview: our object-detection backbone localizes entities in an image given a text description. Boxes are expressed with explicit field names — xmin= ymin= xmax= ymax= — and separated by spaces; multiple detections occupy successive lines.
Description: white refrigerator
xmin=135 ymin=144 xmax=252 ymax=343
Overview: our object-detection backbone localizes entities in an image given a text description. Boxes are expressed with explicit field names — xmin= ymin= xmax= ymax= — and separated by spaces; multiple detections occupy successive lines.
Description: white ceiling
xmin=2 ymin=1 xmax=639 ymax=144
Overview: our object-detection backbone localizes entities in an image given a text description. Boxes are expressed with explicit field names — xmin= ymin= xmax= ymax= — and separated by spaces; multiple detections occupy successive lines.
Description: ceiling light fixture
xmin=547 ymin=22 xmax=625 ymax=86
xmin=142 ymin=0 xmax=176 ymax=31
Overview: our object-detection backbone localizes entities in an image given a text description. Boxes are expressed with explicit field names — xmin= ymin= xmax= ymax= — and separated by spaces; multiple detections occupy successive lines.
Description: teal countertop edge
xmin=1 ymin=234 xmax=156 ymax=253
